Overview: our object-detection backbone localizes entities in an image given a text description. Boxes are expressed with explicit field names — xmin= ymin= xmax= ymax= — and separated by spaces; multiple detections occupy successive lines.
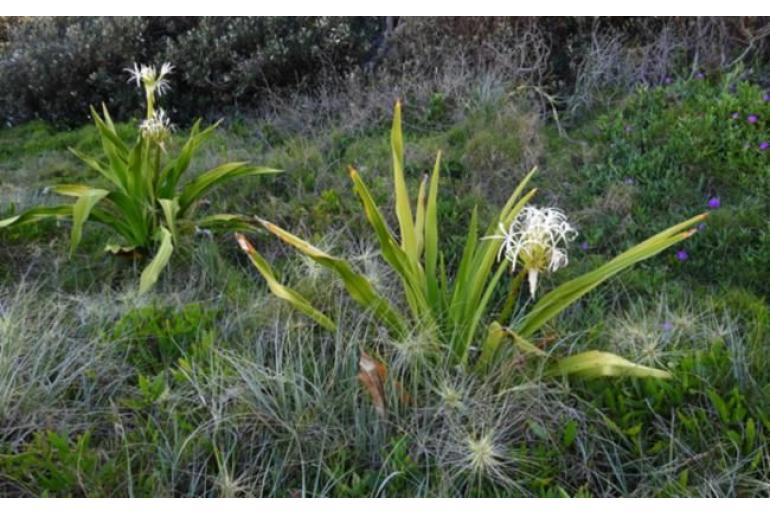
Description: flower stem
xmin=498 ymin=268 xmax=525 ymax=325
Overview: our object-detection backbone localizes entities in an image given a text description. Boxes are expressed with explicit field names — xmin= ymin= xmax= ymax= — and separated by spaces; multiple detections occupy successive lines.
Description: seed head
xmin=463 ymin=432 xmax=505 ymax=478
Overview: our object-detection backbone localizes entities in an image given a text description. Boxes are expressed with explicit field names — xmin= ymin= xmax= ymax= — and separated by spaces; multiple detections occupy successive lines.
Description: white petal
xmin=528 ymin=269 xmax=539 ymax=298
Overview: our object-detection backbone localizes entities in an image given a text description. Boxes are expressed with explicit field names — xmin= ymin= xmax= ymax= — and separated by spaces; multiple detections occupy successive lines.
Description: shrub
xmin=0 ymin=17 xmax=383 ymax=126
xmin=0 ymin=17 xmax=152 ymax=125
xmin=0 ymin=63 xmax=278 ymax=293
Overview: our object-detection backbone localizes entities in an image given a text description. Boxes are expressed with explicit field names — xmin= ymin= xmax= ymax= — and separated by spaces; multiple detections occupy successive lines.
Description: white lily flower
xmin=125 ymin=62 xmax=174 ymax=96
xmin=491 ymin=206 xmax=577 ymax=298
xmin=139 ymin=108 xmax=172 ymax=146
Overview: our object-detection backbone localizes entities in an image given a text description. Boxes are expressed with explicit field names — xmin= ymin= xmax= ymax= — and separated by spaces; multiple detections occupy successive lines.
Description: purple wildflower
xmin=764 ymin=92 xmax=770 ymax=102
xmin=664 ymin=76 xmax=673 ymax=85
xmin=731 ymin=112 xmax=740 ymax=120
xmin=707 ymin=196 xmax=721 ymax=209
xmin=760 ymin=141 xmax=770 ymax=151
xmin=695 ymin=72 xmax=705 ymax=80
xmin=697 ymin=222 xmax=707 ymax=231
xmin=675 ymin=249 xmax=689 ymax=262
xmin=747 ymin=114 xmax=758 ymax=124
xmin=661 ymin=321 xmax=674 ymax=332
xmin=580 ymin=241 xmax=589 ymax=251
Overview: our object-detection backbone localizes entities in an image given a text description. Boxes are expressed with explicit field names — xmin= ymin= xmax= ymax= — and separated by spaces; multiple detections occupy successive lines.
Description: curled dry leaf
xmin=358 ymin=351 xmax=387 ymax=418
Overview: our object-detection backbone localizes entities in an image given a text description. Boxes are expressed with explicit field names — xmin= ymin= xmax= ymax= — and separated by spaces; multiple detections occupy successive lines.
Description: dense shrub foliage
xmin=0 ymin=17 xmax=382 ymax=125
xmin=2 ymin=16 xmax=770 ymax=125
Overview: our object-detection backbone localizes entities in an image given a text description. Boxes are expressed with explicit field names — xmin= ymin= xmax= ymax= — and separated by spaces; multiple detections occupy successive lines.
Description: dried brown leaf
xmin=357 ymin=351 xmax=387 ymax=417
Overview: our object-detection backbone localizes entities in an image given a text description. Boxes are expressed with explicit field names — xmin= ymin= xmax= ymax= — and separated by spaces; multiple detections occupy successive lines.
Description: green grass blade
xmin=548 ymin=351 xmax=672 ymax=380
xmin=139 ymin=226 xmax=174 ymax=295
xmin=236 ymin=233 xmax=336 ymax=332
xmin=259 ymin=218 xmax=407 ymax=337
xmin=70 ymin=188 xmax=109 ymax=255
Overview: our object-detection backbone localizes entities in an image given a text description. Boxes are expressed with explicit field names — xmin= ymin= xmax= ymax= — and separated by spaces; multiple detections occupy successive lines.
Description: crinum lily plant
xmin=1 ymin=63 xmax=278 ymax=293
xmin=237 ymin=101 xmax=706 ymax=378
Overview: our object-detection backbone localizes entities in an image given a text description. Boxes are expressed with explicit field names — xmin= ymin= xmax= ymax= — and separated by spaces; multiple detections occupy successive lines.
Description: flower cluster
xmin=125 ymin=62 xmax=174 ymax=98
xmin=139 ymin=108 xmax=172 ymax=147
xmin=493 ymin=206 xmax=577 ymax=298
xmin=126 ymin=62 xmax=175 ymax=148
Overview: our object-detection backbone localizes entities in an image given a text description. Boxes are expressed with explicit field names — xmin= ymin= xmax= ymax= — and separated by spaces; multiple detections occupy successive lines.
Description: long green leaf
xmin=414 ymin=173 xmax=427 ymax=258
xmin=236 ymin=233 xmax=336 ymax=332
xmin=349 ymin=167 xmax=430 ymax=322
xmin=70 ymin=188 xmax=109 ymax=255
xmin=52 ymin=184 xmax=101 ymax=197
xmin=98 ymin=104 xmax=129 ymax=156
xmin=91 ymin=106 xmax=131 ymax=192
xmin=91 ymin=105 xmax=128 ymax=157
xmin=476 ymin=322 xmax=544 ymax=373
xmin=0 ymin=205 xmax=72 ymax=228
xmin=391 ymin=100 xmax=417 ymax=261
xmin=548 ymin=351 xmax=671 ymax=380
xmin=89 ymin=207 xmax=139 ymax=245
xmin=178 ymin=163 xmax=280 ymax=215
xmin=69 ymin=148 xmax=125 ymax=193
xmin=192 ymin=213 xmax=258 ymax=233
xmin=259 ymin=218 xmax=407 ymax=337
xmin=158 ymin=198 xmax=180 ymax=243
xmin=158 ymin=120 xmax=218 ymax=197
xmin=52 ymin=185 xmax=139 ymax=242
xmin=517 ymin=213 xmax=707 ymax=338
xmin=424 ymin=151 xmax=441 ymax=307
xmin=448 ymin=206 xmax=478 ymax=325
xmin=461 ymin=188 xmax=537 ymax=322
xmin=139 ymin=226 xmax=174 ymax=295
